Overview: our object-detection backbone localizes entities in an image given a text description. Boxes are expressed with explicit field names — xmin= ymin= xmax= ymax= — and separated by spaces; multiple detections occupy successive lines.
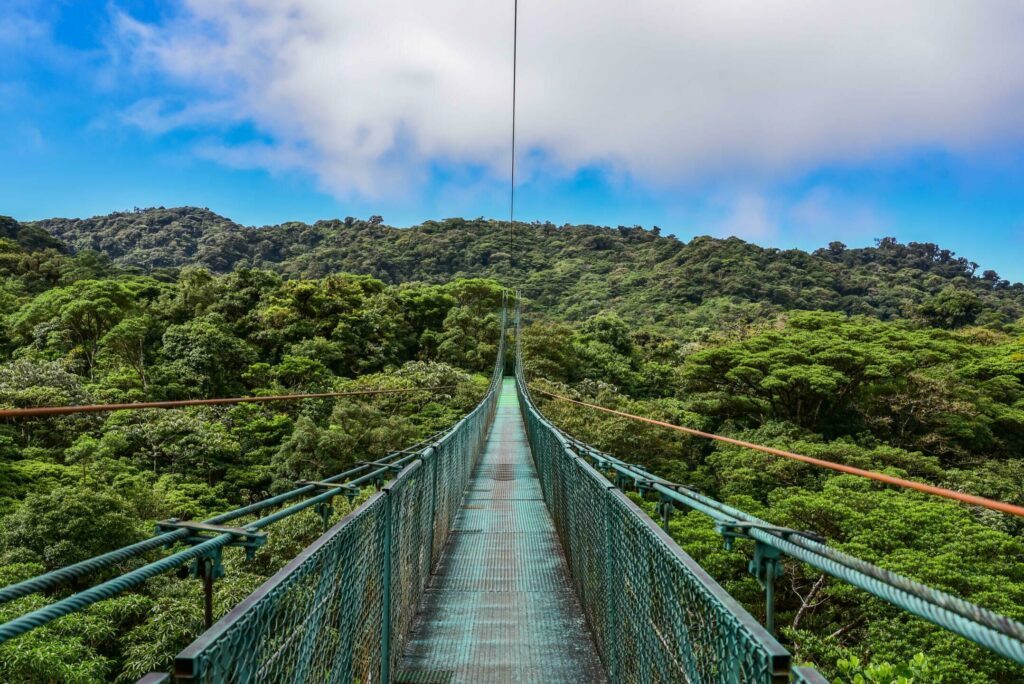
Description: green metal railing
xmin=513 ymin=304 xmax=800 ymax=683
xmin=555 ymin=429 xmax=1024 ymax=665
xmin=20 ymin=292 xmax=1022 ymax=682
xmin=0 ymin=431 xmax=444 ymax=642
xmin=514 ymin=300 xmax=1024 ymax=678
xmin=167 ymin=302 xmax=509 ymax=682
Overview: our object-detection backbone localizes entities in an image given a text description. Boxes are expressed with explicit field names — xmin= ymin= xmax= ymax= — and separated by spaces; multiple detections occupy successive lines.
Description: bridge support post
xmin=658 ymin=495 xmax=673 ymax=532
xmin=715 ymin=521 xmax=801 ymax=636
xmin=426 ymin=446 xmax=438 ymax=569
xmin=200 ymin=557 xmax=215 ymax=630
xmin=380 ymin=490 xmax=393 ymax=684
xmin=315 ymin=501 xmax=332 ymax=533
xmin=152 ymin=520 xmax=266 ymax=634
xmin=749 ymin=542 xmax=782 ymax=636
xmin=603 ymin=488 xmax=620 ymax=682
xmin=765 ymin=561 xmax=777 ymax=635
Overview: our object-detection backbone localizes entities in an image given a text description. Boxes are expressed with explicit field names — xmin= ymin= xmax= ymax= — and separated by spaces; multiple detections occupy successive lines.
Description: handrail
xmin=0 ymin=430 xmax=441 ymax=643
xmin=513 ymin=297 xmax=802 ymax=683
xmin=529 ymin=386 xmax=1024 ymax=518
xmin=0 ymin=431 xmax=441 ymax=608
xmin=515 ymin=301 xmax=1024 ymax=666
xmin=165 ymin=296 xmax=510 ymax=683
xmin=557 ymin=430 xmax=1024 ymax=660
xmin=0 ymin=298 xmax=509 ymax=648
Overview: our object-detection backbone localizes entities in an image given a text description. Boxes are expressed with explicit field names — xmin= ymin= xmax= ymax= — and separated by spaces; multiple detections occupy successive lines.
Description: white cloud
xmin=119 ymin=98 xmax=246 ymax=134
xmin=112 ymin=0 xmax=1024 ymax=197
xmin=712 ymin=192 xmax=777 ymax=240
xmin=0 ymin=5 xmax=48 ymax=50
xmin=707 ymin=185 xmax=888 ymax=243
xmin=787 ymin=186 xmax=885 ymax=240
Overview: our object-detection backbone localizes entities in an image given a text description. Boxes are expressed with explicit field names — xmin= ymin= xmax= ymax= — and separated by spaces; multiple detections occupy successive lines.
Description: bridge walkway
xmin=396 ymin=378 xmax=606 ymax=683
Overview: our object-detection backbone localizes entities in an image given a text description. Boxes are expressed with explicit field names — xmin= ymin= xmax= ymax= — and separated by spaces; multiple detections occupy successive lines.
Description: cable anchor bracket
xmin=714 ymin=520 xmax=825 ymax=550
xmin=154 ymin=519 xmax=267 ymax=565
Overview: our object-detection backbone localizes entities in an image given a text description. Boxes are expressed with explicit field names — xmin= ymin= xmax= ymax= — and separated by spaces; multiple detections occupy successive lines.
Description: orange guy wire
xmin=530 ymin=386 xmax=1024 ymax=518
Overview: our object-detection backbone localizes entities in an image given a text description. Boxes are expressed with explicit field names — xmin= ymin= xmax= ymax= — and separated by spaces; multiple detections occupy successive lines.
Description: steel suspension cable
xmin=0 ymin=429 xmax=446 ymax=607
xmin=513 ymin=316 xmax=1024 ymax=662
xmin=557 ymin=432 xmax=1024 ymax=649
xmin=0 ymin=388 xmax=459 ymax=600
xmin=0 ymin=308 xmax=511 ymax=644
xmin=529 ymin=386 xmax=1024 ymax=518
xmin=508 ymin=0 xmax=518 ymax=285
xmin=0 ymin=404 xmax=480 ymax=641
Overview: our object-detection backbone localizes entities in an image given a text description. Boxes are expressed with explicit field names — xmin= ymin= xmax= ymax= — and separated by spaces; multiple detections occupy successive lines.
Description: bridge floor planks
xmin=395 ymin=378 xmax=607 ymax=684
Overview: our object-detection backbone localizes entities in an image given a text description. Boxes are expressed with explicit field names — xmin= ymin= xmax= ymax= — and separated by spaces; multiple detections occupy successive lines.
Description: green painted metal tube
xmin=163 ymin=302 xmax=510 ymax=683
xmin=171 ymin=490 xmax=388 ymax=681
xmin=512 ymin=317 xmax=796 ymax=681
xmin=135 ymin=674 xmax=171 ymax=684
xmin=0 ymin=435 xmax=439 ymax=607
xmin=521 ymin=397 xmax=793 ymax=681
xmin=380 ymin=487 xmax=393 ymax=684
xmin=792 ymin=666 xmax=831 ymax=683
xmin=0 ymin=427 xmax=459 ymax=643
xmin=0 ymin=533 xmax=234 ymax=644
xmin=551 ymin=404 xmax=1024 ymax=664
xmin=601 ymin=477 xmax=620 ymax=681
xmin=0 ymin=528 xmax=192 ymax=606
xmin=607 ymin=456 xmax=1024 ymax=663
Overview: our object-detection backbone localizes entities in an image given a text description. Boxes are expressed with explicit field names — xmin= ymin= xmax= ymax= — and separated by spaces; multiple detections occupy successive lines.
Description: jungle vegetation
xmin=1 ymin=209 xmax=1022 ymax=682
xmin=30 ymin=207 xmax=1024 ymax=326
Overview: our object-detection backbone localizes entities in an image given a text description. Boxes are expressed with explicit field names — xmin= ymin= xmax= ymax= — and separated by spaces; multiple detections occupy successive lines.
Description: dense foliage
xmin=1 ymin=208 xmax=1023 ymax=682
xmin=523 ymin=309 xmax=1024 ymax=682
xmin=0 ymin=230 xmax=504 ymax=681
xmin=26 ymin=207 xmax=1024 ymax=326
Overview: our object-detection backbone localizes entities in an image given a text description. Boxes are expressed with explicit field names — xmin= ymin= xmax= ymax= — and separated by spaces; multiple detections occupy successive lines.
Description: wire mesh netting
xmin=159 ymin=295 xmax=806 ymax=684
xmin=176 ymin=493 xmax=388 ymax=683
xmin=514 ymin=313 xmax=794 ymax=684
xmin=170 ymin=305 xmax=508 ymax=683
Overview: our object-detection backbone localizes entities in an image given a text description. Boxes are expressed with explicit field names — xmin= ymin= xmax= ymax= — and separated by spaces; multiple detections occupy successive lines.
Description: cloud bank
xmin=115 ymin=0 xmax=1024 ymax=198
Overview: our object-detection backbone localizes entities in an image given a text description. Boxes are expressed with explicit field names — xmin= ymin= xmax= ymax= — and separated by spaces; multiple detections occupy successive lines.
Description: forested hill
xmin=23 ymin=206 xmax=1024 ymax=326
xmin=4 ymin=208 xmax=1024 ymax=681
xmin=0 ymin=215 xmax=64 ymax=253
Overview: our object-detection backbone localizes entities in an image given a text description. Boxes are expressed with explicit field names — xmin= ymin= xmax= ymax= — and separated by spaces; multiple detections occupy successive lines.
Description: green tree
xmin=272 ymin=416 xmax=354 ymax=483
xmin=6 ymin=279 xmax=149 ymax=376
xmin=98 ymin=315 xmax=155 ymax=390
xmin=0 ymin=485 xmax=142 ymax=570
xmin=918 ymin=287 xmax=983 ymax=329
xmin=437 ymin=306 xmax=499 ymax=372
xmin=159 ymin=314 xmax=257 ymax=396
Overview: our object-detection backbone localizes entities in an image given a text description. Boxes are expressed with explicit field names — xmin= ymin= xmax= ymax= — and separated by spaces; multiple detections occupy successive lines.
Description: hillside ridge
xmin=15 ymin=206 xmax=1024 ymax=326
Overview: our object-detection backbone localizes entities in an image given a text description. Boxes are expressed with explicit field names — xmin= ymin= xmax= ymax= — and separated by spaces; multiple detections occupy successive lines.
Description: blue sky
xmin=3 ymin=1 xmax=1024 ymax=281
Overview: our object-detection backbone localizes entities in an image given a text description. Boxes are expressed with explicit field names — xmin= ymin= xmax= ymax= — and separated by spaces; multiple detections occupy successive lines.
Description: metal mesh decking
xmin=166 ymin=307 xmax=509 ymax=683
xmin=395 ymin=379 xmax=607 ymax=684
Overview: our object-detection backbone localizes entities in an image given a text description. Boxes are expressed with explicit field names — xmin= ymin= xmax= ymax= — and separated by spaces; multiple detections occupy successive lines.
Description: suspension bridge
xmin=2 ymin=297 xmax=1023 ymax=683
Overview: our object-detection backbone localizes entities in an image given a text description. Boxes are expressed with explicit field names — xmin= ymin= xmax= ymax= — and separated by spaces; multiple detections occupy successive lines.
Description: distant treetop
xmin=19 ymin=207 xmax=1024 ymax=327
